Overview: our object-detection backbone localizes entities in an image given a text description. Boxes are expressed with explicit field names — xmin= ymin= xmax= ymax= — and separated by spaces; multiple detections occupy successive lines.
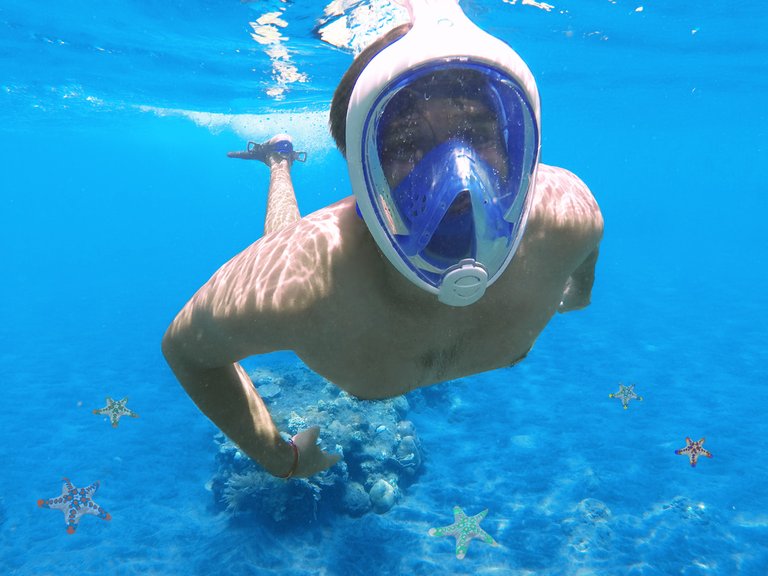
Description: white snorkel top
xmin=346 ymin=0 xmax=541 ymax=306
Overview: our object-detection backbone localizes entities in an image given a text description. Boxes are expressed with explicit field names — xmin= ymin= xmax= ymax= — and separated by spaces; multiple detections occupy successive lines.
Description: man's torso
xmin=195 ymin=164 xmax=603 ymax=399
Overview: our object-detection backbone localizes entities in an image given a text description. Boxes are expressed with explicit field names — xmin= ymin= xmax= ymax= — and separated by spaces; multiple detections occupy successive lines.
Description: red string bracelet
xmin=277 ymin=437 xmax=299 ymax=479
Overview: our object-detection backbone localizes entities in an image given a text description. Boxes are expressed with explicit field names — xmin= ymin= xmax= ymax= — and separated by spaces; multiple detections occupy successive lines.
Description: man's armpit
xmin=558 ymin=247 xmax=599 ymax=313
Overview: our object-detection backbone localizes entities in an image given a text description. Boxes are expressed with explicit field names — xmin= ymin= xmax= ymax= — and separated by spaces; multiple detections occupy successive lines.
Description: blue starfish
xmin=609 ymin=383 xmax=643 ymax=409
xmin=38 ymin=478 xmax=111 ymax=534
xmin=675 ymin=437 xmax=713 ymax=467
xmin=93 ymin=397 xmax=139 ymax=427
xmin=428 ymin=506 xmax=499 ymax=559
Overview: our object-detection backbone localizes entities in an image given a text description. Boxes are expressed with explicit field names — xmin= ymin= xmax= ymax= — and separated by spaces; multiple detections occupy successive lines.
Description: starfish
xmin=428 ymin=506 xmax=499 ymax=559
xmin=675 ymin=437 xmax=713 ymax=467
xmin=609 ymin=383 xmax=643 ymax=409
xmin=38 ymin=478 xmax=111 ymax=534
xmin=93 ymin=397 xmax=138 ymax=427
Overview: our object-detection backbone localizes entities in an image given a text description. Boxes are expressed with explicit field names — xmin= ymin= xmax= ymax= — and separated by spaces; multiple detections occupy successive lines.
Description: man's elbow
xmin=161 ymin=320 xmax=208 ymax=389
xmin=161 ymin=321 xmax=184 ymax=371
xmin=161 ymin=311 xmax=199 ymax=372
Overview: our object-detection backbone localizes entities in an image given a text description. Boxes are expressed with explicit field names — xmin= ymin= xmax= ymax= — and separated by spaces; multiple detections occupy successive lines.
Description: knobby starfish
xmin=609 ymin=383 xmax=643 ymax=409
xmin=428 ymin=506 xmax=499 ymax=559
xmin=675 ymin=437 xmax=713 ymax=467
xmin=93 ymin=397 xmax=139 ymax=427
xmin=38 ymin=478 xmax=111 ymax=534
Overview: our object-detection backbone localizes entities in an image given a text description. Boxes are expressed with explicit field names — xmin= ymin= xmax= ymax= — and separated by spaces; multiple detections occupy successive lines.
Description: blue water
xmin=2 ymin=0 xmax=767 ymax=574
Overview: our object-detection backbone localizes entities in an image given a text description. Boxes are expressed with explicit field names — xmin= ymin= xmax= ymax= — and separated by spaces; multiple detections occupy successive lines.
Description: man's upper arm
xmin=163 ymin=223 xmax=329 ymax=367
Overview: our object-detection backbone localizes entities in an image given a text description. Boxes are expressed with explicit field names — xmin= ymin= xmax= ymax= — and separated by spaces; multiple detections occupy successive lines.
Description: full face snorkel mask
xmin=346 ymin=0 xmax=541 ymax=306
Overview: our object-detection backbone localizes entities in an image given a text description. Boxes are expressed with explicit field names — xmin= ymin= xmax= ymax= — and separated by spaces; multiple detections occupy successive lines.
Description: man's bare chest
xmin=296 ymin=291 xmax=558 ymax=400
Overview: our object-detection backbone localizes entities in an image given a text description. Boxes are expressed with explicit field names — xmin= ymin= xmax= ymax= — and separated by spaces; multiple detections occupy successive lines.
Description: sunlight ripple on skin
xmin=534 ymin=166 xmax=601 ymax=229
xmin=199 ymin=202 xmax=345 ymax=319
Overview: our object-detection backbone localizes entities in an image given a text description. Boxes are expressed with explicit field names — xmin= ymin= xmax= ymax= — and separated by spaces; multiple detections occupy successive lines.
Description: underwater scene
xmin=1 ymin=0 xmax=766 ymax=574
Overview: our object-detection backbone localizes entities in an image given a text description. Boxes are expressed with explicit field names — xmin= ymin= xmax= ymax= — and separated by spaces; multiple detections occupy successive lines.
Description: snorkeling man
xmin=162 ymin=0 xmax=603 ymax=479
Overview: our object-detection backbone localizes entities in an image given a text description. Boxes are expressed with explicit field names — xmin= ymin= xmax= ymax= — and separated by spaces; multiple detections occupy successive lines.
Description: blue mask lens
xmin=391 ymin=139 xmax=509 ymax=266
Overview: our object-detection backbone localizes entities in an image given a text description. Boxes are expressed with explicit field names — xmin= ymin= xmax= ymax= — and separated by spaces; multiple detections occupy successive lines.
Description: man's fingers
xmin=292 ymin=426 xmax=341 ymax=474
xmin=324 ymin=452 xmax=342 ymax=467
xmin=306 ymin=426 xmax=320 ymax=442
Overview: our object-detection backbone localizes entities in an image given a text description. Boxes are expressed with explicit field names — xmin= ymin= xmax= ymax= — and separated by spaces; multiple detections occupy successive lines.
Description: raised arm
xmin=161 ymin=220 xmax=342 ymax=477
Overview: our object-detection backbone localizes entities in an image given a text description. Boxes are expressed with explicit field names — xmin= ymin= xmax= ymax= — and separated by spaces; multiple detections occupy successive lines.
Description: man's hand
xmin=292 ymin=426 xmax=342 ymax=478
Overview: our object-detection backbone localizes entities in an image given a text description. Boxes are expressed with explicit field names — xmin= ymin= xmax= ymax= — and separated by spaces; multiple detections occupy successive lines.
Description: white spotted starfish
xmin=428 ymin=506 xmax=499 ymax=559
xmin=38 ymin=478 xmax=111 ymax=534
xmin=93 ymin=397 xmax=139 ymax=428
xmin=609 ymin=383 xmax=643 ymax=409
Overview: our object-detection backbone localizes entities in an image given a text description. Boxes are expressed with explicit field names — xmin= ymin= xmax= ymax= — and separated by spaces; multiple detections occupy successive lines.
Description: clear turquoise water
xmin=1 ymin=1 xmax=767 ymax=574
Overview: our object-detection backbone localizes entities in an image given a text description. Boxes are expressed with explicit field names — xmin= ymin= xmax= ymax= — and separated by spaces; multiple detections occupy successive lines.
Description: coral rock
xmin=341 ymin=482 xmax=371 ymax=517
xmin=369 ymin=479 xmax=397 ymax=514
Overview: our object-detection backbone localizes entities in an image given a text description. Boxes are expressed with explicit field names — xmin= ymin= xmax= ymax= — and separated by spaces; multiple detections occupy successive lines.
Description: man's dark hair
xmin=329 ymin=23 xmax=413 ymax=157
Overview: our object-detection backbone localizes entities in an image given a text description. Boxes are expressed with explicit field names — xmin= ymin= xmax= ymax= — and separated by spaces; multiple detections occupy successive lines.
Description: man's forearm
xmin=163 ymin=346 xmax=295 ymax=476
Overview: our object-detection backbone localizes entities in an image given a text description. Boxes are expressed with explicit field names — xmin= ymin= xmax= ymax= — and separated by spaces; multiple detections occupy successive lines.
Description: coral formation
xmin=340 ymin=482 xmax=370 ymax=517
xmin=369 ymin=479 xmax=398 ymax=513
xmin=208 ymin=362 xmax=425 ymax=522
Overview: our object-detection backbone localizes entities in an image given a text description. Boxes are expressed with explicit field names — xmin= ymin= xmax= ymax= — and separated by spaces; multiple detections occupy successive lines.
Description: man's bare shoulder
xmin=164 ymin=199 xmax=362 ymax=362
xmin=199 ymin=198 xmax=354 ymax=317
xmin=525 ymin=164 xmax=603 ymax=313
xmin=529 ymin=164 xmax=604 ymax=244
